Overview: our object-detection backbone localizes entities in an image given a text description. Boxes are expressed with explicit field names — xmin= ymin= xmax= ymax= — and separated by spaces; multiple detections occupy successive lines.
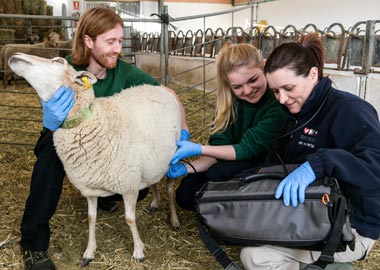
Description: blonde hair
xmin=211 ymin=41 xmax=263 ymax=135
xmin=71 ymin=7 xmax=124 ymax=66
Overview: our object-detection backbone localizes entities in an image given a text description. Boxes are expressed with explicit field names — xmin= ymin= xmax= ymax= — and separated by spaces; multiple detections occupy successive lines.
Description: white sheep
xmin=9 ymin=53 xmax=181 ymax=265
xmin=0 ymin=32 xmax=60 ymax=87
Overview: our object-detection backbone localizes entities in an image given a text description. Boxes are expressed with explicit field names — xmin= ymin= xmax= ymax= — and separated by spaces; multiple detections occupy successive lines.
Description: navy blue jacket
xmin=272 ymin=77 xmax=380 ymax=240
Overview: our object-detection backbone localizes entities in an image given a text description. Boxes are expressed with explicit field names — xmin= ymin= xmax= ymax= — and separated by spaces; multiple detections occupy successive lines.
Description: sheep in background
xmin=56 ymin=38 xmax=73 ymax=58
xmin=9 ymin=53 xmax=181 ymax=265
xmin=0 ymin=32 xmax=60 ymax=87
xmin=27 ymin=34 xmax=40 ymax=44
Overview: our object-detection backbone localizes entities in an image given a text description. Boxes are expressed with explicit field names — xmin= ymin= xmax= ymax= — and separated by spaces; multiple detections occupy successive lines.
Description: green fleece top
xmin=66 ymin=57 xmax=159 ymax=97
xmin=208 ymin=89 xmax=285 ymax=160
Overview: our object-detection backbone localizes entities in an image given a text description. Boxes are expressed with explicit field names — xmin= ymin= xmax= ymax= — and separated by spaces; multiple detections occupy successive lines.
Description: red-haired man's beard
xmin=92 ymin=52 xmax=119 ymax=69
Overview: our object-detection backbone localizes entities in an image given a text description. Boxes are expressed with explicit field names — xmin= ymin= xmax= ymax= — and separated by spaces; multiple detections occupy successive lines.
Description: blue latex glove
xmin=170 ymin=140 xmax=202 ymax=164
xmin=41 ymin=86 xmax=74 ymax=131
xmin=275 ymin=161 xmax=316 ymax=207
xmin=180 ymin=129 xmax=190 ymax=141
xmin=166 ymin=163 xmax=188 ymax=178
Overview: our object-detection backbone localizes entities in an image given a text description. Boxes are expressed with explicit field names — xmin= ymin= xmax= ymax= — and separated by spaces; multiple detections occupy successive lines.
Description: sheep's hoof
xmin=169 ymin=219 xmax=181 ymax=230
xmin=81 ymin=258 xmax=93 ymax=267
xmin=132 ymin=256 xmax=145 ymax=262
xmin=168 ymin=216 xmax=181 ymax=230
xmin=148 ymin=206 xmax=159 ymax=212
xmin=172 ymin=224 xmax=181 ymax=231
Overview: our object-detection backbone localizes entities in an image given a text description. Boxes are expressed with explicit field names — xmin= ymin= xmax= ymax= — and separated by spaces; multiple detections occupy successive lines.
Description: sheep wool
xmin=54 ymin=84 xmax=181 ymax=196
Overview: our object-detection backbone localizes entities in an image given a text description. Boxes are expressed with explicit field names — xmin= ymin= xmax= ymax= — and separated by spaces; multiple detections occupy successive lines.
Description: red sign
xmin=74 ymin=0 xmax=79 ymax=10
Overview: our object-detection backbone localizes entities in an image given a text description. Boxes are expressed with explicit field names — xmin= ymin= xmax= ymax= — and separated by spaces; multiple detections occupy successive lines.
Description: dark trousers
xmin=20 ymin=129 xmax=148 ymax=251
xmin=176 ymin=160 xmax=258 ymax=211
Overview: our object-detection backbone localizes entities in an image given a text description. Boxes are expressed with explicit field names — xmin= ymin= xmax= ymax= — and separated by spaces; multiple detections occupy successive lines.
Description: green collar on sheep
xmin=61 ymin=107 xmax=92 ymax=129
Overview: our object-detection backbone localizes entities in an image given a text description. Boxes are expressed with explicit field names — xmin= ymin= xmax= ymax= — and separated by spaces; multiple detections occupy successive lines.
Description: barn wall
xmin=135 ymin=52 xmax=217 ymax=91
xmin=135 ymin=53 xmax=380 ymax=111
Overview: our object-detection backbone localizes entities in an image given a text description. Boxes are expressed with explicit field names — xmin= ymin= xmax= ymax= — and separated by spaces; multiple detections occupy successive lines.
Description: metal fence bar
xmin=1 ymin=9 xmax=380 ymax=147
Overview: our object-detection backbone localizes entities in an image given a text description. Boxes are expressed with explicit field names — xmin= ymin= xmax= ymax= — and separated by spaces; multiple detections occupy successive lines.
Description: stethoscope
xmin=269 ymin=86 xmax=332 ymax=175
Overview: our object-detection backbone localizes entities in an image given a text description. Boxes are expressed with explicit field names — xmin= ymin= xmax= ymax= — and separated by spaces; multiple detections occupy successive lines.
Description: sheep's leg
xmin=82 ymin=196 xmax=98 ymax=266
xmin=3 ymin=72 xmax=11 ymax=88
xmin=122 ymin=191 xmax=145 ymax=261
xmin=149 ymin=183 xmax=161 ymax=211
xmin=167 ymin=178 xmax=180 ymax=229
xmin=2 ymin=74 xmax=6 ymax=89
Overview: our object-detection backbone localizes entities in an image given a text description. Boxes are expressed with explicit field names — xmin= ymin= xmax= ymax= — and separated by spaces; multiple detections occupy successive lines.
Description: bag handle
xmin=239 ymin=172 xmax=285 ymax=184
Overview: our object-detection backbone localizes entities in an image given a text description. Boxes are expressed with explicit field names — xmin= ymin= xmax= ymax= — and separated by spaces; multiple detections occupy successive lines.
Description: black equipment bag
xmin=195 ymin=168 xmax=354 ymax=270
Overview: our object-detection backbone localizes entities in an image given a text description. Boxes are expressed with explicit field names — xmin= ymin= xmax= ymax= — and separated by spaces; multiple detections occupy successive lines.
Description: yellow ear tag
xmin=81 ymin=76 xmax=91 ymax=89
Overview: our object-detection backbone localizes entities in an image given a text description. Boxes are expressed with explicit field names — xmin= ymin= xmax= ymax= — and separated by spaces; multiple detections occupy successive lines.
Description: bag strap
xmin=197 ymin=218 xmax=243 ymax=270
xmin=303 ymin=195 xmax=348 ymax=270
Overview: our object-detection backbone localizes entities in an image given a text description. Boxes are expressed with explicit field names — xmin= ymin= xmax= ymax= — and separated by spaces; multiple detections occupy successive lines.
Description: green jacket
xmin=66 ymin=57 xmax=159 ymax=97
xmin=209 ymin=89 xmax=285 ymax=160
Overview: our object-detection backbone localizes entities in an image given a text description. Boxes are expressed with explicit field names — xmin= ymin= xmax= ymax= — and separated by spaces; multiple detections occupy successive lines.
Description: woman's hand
xmin=170 ymin=141 xmax=202 ymax=164
xmin=166 ymin=163 xmax=188 ymax=178
xmin=275 ymin=161 xmax=316 ymax=207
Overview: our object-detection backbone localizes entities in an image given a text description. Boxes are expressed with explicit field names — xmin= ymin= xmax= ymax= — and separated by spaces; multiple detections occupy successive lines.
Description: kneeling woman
xmin=240 ymin=32 xmax=380 ymax=270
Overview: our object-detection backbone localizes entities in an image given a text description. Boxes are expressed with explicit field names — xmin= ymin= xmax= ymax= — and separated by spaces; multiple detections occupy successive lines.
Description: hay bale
xmin=14 ymin=0 xmax=22 ymax=14
xmin=13 ymin=18 xmax=28 ymax=41
xmin=3 ymin=0 xmax=15 ymax=13
xmin=37 ymin=0 xmax=47 ymax=15
xmin=36 ymin=17 xmax=48 ymax=27
xmin=22 ymin=0 xmax=32 ymax=14
xmin=34 ymin=3 xmax=54 ymax=27
xmin=0 ymin=0 xmax=5 ymax=13
xmin=3 ymin=0 xmax=23 ymax=14
xmin=0 ymin=29 xmax=15 ymax=45
xmin=23 ymin=0 xmax=39 ymax=15
xmin=46 ymin=5 xmax=53 ymax=16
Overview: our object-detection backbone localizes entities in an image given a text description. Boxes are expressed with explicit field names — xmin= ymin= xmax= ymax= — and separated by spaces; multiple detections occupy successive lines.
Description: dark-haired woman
xmin=240 ymin=32 xmax=380 ymax=269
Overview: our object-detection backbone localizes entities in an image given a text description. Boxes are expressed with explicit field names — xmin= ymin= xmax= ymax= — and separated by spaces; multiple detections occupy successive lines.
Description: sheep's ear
xmin=75 ymin=71 xmax=97 ymax=86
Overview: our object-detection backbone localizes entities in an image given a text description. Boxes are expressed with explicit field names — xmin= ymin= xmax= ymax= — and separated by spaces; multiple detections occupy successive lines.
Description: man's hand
xmin=41 ymin=86 xmax=74 ymax=131
xmin=275 ymin=161 xmax=316 ymax=207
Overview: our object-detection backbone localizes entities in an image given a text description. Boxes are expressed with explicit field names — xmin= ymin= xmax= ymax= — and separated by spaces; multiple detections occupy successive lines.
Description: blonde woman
xmin=168 ymin=41 xmax=285 ymax=210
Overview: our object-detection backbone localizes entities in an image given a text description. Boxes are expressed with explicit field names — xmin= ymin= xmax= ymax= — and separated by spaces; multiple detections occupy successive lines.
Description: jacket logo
xmin=304 ymin=127 xmax=318 ymax=136
xmin=299 ymin=127 xmax=318 ymax=148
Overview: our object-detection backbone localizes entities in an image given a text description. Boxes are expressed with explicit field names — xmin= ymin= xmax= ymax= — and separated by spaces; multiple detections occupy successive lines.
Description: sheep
xmin=27 ymin=34 xmax=40 ymax=44
xmin=9 ymin=52 xmax=181 ymax=265
xmin=56 ymin=38 xmax=73 ymax=58
xmin=0 ymin=32 xmax=60 ymax=87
